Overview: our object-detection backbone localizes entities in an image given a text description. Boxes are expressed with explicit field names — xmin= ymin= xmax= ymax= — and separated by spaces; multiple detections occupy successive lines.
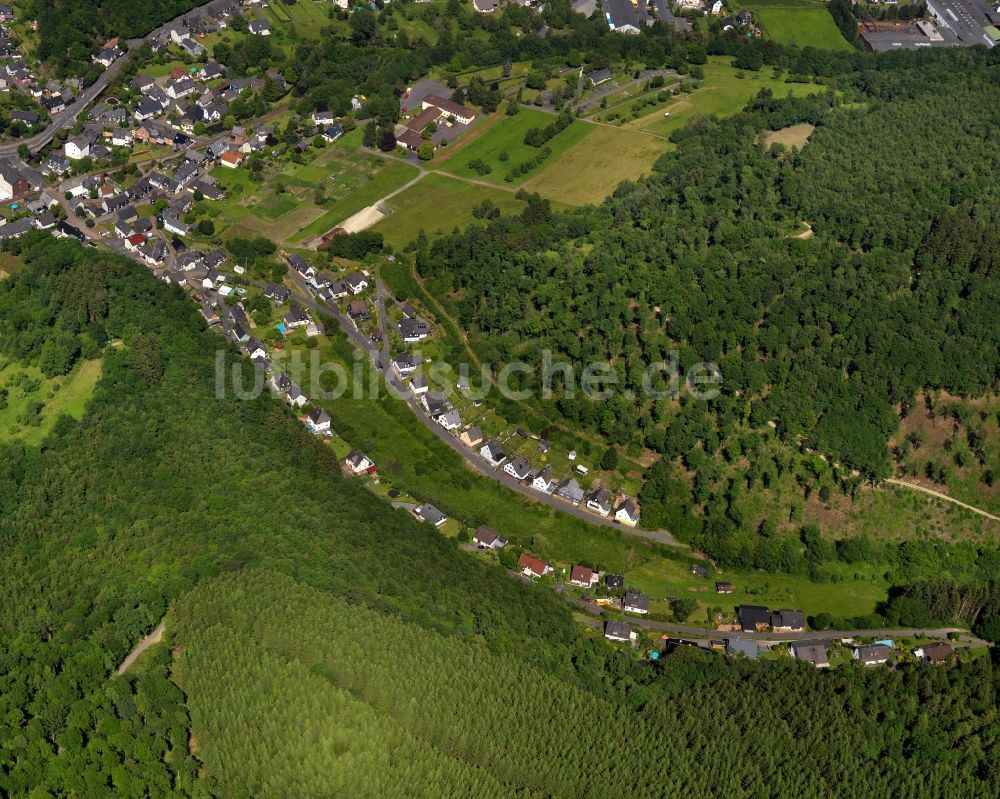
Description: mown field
xmin=373 ymin=173 xmax=527 ymax=249
xmin=522 ymin=124 xmax=671 ymax=206
xmin=435 ymin=109 xmax=594 ymax=186
xmin=744 ymin=0 xmax=855 ymax=51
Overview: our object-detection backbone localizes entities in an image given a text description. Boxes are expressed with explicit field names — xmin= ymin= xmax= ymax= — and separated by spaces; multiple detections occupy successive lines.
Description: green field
xmin=205 ymin=135 xmax=418 ymax=245
xmin=743 ymin=0 xmax=855 ymax=51
xmin=264 ymin=0 xmax=334 ymax=39
xmin=436 ymin=109 xmax=595 ymax=186
xmin=523 ymin=124 xmax=671 ymax=206
xmin=0 ymin=358 xmax=103 ymax=445
xmin=373 ymin=173 xmax=527 ymax=249
xmin=632 ymin=58 xmax=828 ymax=137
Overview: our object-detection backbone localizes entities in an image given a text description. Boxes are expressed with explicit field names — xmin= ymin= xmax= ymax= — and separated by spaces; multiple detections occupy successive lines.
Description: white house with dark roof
xmin=623 ymin=589 xmax=649 ymax=615
xmin=473 ymin=526 xmax=507 ymax=549
xmin=307 ymin=407 xmax=331 ymax=433
xmin=480 ymin=439 xmax=507 ymax=467
xmin=346 ymin=450 xmax=374 ymax=474
xmin=504 ymin=455 xmax=532 ymax=481
xmin=615 ymin=499 xmax=640 ymax=527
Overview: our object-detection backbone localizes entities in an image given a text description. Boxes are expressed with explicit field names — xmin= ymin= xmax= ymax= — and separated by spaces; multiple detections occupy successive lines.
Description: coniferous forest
xmin=0 ymin=234 xmax=997 ymax=796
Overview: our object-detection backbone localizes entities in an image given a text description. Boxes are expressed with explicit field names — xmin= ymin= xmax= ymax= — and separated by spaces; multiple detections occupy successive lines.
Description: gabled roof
xmin=623 ymin=589 xmax=649 ymax=612
xmin=570 ymin=564 xmax=594 ymax=585
xmin=473 ymin=526 xmax=507 ymax=547
xmin=517 ymin=552 xmax=548 ymax=576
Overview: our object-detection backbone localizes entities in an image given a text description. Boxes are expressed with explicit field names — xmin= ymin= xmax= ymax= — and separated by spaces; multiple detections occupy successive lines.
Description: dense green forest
xmin=415 ymin=50 xmax=1000 ymax=561
xmin=0 ymin=234 xmax=997 ymax=797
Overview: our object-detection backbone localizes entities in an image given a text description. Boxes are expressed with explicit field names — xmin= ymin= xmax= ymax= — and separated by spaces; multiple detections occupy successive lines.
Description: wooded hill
xmin=0 ymin=234 xmax=997 ymax=796
xmin=415 ymin=50 xmax=1000 ymax=560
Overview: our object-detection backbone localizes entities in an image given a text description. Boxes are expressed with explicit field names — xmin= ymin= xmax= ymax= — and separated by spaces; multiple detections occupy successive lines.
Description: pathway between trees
xmin=885 ymin=478 xmax=1000 ymax=522
xmin=116 ymin=621 xmax=166 ymax=676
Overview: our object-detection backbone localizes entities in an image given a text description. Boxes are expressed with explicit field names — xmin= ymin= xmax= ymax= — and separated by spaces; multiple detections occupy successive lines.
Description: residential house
xmin=853 ymin=644 xmax=892 ymax=666
xmin=605 ymin=574 xmax=624 ymax=590
xmin=588 ymin=67 xmax=613 ymax=85
xmin=437 ymin=409 xmax=462 ymax=431
xmin=556 ymin=477 xmax=585 ymax=505
xmin=348 ymin=300 xmax=371 ymax=321
xmin=398 ymin=318 xmax=431 ymax=342
xmin=415 ymin=504 xmax=447 ymax=527
xmin=459 ymin=425 xmax=484 ymax=448
xmin=248 ymin=18 xmax=271 ymax=35
xmin=570 ymin=565 xmax=598 ymax=588
xmin=504 ymin=455 xmax=532 ymax=481
xmin=219 ymin=150 xmax=244 ymax=168
xmin=323 ymin=123 xmax=343 ymax=143
xmin=245 ymin=338 xmax=267 ymax=362
xmin=614 ymin=499 xmax=640 ymax=526
xmin=517 ymin=553 xmax=552 ymax=579
xmin=531 ymin=465 xmax=554 ymax=492
xmin=586 ymin=488 xmax=613 ymax=517
xmin=604 ymin=620 xmax=632 ymax=643
xmin=410 ymin=374 xmax=429 ymax=395
xmin=392 ymin=352 xmax=422 ymax=376
xmin=162 ymin=213 xmax=190 ymax=237
xmin=770 ymin=610 xmax=805 ymax=633
xmin=737 ymin=605 xmax=772 ymax=632
xmin=0 ymin=218 xmax=34 ymax=239
xmin=715 ymin=582 xmax=734 ymax=594
xmin=264 ymin=283 xmax=291 ymax=304
xmin=288 ymin=254 xmax=314 ymax=279
xmin=791 ymin=640 xmax=830 ymax=668
xmin=312 ymin=106 xmax=335 ymax=126
xmin=284 ymin=307 xmax=310 ymax=329
xmin=623 ymin=589 xmax=649 ymax=615
xmin=480 ymin=439 xmax=507 ymax=467
xmin=473 ymin=526 xmax=508 ymax=550
xmin=421 ymin=391 xmax=451 ymax=418
xmin=307 ymin=407 xmax=331 ymax=433
xmin=346 ymin=271 xmax=369 ymax=294
xmin=918 ymin=642 xmax=955 ymax=664
xmin=65 ymin=134 xmax=92 ymax=160
xmin=346 ymin=450 xmax=375 ymax=474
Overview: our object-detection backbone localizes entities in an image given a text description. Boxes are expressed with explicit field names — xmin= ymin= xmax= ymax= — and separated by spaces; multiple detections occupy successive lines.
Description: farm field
xmin=746 ymin=1 xmax=855 ymax=51
xmin=0 ymin=358 xmax=102 ymax=445
xmin=632 ymin=58 xmax=828 ymax=137
xmin=372 ymin=173 xmax=527 ymax=249
xmin=522 ymin=124 xmax=671 ymax=206
xmin=435 ymin=109 xmax=595 ymax=187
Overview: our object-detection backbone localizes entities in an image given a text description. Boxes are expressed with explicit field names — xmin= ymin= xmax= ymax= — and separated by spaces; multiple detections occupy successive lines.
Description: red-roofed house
xmin=569 ymin=564 xmax=598 ymax=588
xmin=517 ymin=553 xmax=552 ymax=579
xmin=125 ymin=233 xmax=146 ymax=251
xmin=219 ymin=150 xmax=244 ymax=168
